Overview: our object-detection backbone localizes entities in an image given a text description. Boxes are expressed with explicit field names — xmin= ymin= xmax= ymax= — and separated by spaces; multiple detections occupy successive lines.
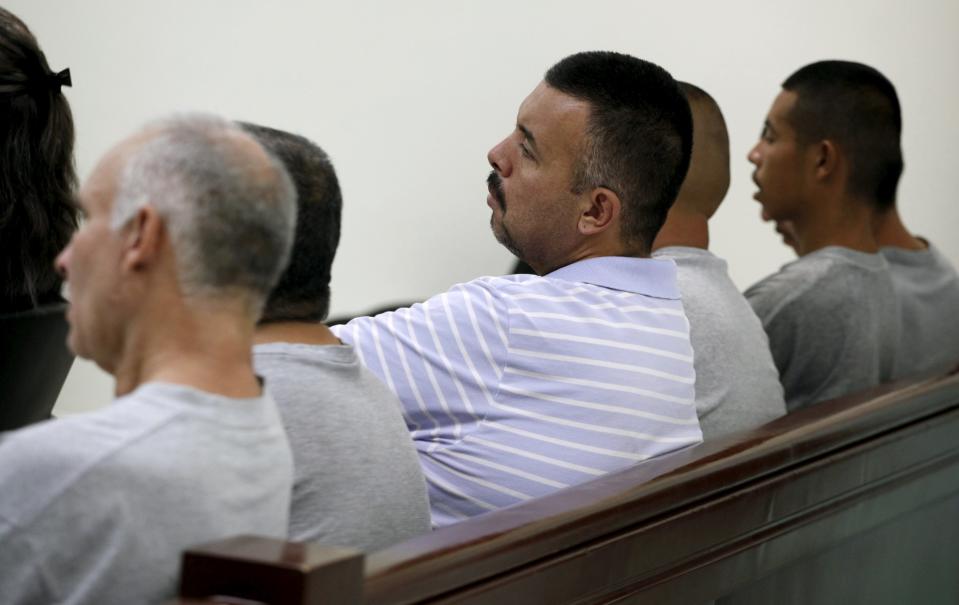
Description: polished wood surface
xmin=364 ymin=367 xmax=959 ymax=604
xmin=173 ymin=366 xmax=959 ymax=604
xmin=176 ymin=535 xmax=362 ymax=605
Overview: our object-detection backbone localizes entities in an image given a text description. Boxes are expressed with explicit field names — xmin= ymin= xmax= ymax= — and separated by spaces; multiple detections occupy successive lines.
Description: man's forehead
xmin=80 ymin=132 xmax=151 ymax=213
xmin=516 ymin=82 xmax=590 ymax=144
xmin=768 ymin=89 xmax=799 ymax=127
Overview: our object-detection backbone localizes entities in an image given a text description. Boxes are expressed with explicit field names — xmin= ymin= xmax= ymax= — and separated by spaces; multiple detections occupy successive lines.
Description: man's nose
xmin=487 ymin=138 xmax=512 ymax=177
xmin=747 ymin=143 xmax=762 ymax=165
xmin=54 ymin=243 xmax=71 ymax=280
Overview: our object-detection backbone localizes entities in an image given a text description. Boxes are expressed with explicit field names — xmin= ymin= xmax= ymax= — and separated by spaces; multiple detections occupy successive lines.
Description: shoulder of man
xmin=0 ymin=395 xmax=173 ymax=528
xmin=744 ymin=251 xmax=844 ymax=322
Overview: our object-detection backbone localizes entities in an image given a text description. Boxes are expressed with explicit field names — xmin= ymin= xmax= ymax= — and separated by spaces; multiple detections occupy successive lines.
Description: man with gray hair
xmin=0 ymin=114 xmax=297 ymax=604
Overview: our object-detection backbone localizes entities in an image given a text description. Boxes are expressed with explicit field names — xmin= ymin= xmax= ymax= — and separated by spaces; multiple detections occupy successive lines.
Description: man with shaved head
xmin=0 ymin=114 xmax=297 ymax=604
xmin=652 ymin=83 xmax=785 ymax=439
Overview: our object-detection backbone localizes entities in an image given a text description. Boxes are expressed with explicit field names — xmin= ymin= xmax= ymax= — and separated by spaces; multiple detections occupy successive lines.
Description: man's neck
xmin=534 ymin=231 xmax=644 ymax=275
xmin=651 ymin=207 xmax=709 ymax=252
xmin=254 ymin=321 xmax=341 ymax=346
xmin=792 ymin=196 xmax=880 ymax=256
xmin=112 ymin=302 xmax=261 ymax=400
xmin=873 ymin=208 xmax=927 ymax=250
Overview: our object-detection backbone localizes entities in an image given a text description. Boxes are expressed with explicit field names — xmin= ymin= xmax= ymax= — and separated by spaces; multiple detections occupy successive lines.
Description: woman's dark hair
xmin=0 ymin=7 xmax=78 ymax=313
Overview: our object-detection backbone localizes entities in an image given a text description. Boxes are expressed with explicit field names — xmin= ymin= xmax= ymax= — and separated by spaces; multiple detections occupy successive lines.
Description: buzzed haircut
xmin=544 ymin=51 xmax=693 ymax=255
xmin=782 ymin=60 xmax=903 ymax=211
xmin=240 ymin=123 xmax=342 ymax=323
xmin=677 ymin=81 xmax=730 ymax=217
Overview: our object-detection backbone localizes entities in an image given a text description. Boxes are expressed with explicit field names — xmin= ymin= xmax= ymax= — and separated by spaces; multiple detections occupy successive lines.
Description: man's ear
xmin=578 ymin=187 xmax=621 ymax=236
xmin=121 ymin=204 xmax=165 ymax=272
xmin=812 ymin=139 xmax=840 ymax=181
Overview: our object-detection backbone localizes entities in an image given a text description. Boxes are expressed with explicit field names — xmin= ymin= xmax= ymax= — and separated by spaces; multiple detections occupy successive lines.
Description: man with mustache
xmin=745 ymin=60 xmax=900 ymax=411
xmin=333 ymin=51 xmax=701 ymax=527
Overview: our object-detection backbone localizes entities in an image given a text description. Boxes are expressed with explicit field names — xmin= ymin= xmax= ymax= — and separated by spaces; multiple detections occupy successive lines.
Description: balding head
xmin=673 ymin=83 xmax=730 ymax=218
xmin=108 ymin=114 xmax=297 ymax=315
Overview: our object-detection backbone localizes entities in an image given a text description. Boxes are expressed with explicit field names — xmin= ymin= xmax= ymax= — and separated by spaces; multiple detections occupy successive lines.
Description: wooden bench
xmin=171 ymin=366 xmax=959 ymax=604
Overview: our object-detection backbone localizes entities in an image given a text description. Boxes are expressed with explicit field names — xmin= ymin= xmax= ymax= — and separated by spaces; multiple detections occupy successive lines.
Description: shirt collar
xmin=545 ymin=256 xmax=680 ymax=300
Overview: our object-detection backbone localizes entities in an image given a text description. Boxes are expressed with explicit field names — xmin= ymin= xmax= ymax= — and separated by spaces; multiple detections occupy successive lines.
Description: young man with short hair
xmin=746 ymin=61 xmax=901 ymax=411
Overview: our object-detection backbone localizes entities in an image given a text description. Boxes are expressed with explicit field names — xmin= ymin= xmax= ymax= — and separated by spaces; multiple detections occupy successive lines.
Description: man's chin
xmin=65 ymin=330 xmax=85 ymax=358
xmin=491 ymin=223 xmax=523 ymax=259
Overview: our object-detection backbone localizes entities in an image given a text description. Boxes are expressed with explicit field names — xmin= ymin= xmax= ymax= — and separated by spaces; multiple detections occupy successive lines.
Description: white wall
xmin=9 ymin=0 xmax=956 ymax=415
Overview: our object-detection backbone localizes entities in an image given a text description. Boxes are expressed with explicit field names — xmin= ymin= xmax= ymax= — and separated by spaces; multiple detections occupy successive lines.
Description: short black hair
xmin=0 ymin=7 xmax=78 ymax=313
xmin=240 ymin=123 xmax=342 ymax=323
xmin=782 ymin=60 xmax=903 ymax=210
xmin=544 ymin=51 xmax=692 ymax=254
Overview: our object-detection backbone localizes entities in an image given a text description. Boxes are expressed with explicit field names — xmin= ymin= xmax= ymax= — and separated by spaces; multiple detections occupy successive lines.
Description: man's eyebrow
xmin=517 ymin=124 xmax=539 ymax=151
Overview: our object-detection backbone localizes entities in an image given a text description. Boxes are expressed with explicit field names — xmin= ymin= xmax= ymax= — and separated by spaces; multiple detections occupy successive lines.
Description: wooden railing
xmin=171 ymin=366 xmax=959 ymax=604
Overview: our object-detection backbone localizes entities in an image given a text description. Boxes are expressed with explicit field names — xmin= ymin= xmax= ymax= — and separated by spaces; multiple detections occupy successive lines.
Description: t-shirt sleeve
xmin=330 ymin=279 xmax=511 ymax=437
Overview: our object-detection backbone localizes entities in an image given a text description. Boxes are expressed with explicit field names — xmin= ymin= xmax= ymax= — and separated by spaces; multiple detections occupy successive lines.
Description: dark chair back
xmin=0 ymin=304 xmax=74 ymax=431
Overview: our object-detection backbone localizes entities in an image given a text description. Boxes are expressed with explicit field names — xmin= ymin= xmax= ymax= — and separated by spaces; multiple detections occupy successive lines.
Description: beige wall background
xmin=8 ymin=0 xmax=956 ymax=415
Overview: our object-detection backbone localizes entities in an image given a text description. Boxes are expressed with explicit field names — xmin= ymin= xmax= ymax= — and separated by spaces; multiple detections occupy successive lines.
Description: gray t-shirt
xmin=881 ymin=242 xmax=959 ymax=378
xmin=745 ymin=246 xmax=899 ymax=412
xmin=654 ymin=247 xmax=785 ymax=439
xmin=254 ymin=342 xmax=430 ymax=551
xmin=0 ymin=382 xmax=292 ymax=605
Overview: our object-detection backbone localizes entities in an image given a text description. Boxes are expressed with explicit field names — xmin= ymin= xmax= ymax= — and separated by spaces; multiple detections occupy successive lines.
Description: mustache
xmin=487 ymin=170 xmax=505 ymax=207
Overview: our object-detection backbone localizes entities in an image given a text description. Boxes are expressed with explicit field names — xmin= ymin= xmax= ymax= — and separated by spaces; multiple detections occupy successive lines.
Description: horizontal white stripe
xmin=510 ymin=329 xmax=693 ymax=362
xmin=486 ymin=421 xmax=649 ymax=461
xmin=618 ymin=303 xmax=684 ymax=315
xmin=443 ymin=450 xmax=569 ymax=489
xmin=507 ymin=292 xmax=683 ymax=316
xmin=508 ymin=348 xmax=694 ymax=385
xmin=432 ymin=500 xmax=470 ymax=524
xmin=422 ymin=466 xmax=499 ymax=511
xmin=466 ymin=435 xmax=605 ymax=476
xmin=490 ymin=400 xmax=695 ymax=443
xmin=432 ymin=456 xmax=533 ymax=500
xmin=508 ymin=309 xmax=687 ymax=338
xmin=501 ymin=376 xmax=696 ymax=416
xmin=508 ymin=289 xmax=589 ymax=302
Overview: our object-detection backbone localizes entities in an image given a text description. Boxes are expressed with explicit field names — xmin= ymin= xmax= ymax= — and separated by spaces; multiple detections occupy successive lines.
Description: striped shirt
xmin=331 ymin=256 xmax=701 ymax=527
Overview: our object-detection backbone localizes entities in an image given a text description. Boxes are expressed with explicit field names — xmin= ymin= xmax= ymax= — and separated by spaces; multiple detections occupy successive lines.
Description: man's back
xmin=654 ymin=247 xmax=785 ymax=437
xmin=253 ymin=342 xmax=431 ymax=550
xmin=746 ymin=247 xmax=899 ymax=411
xmin=881 ymin=243 xmax=959 ymax=379
xmin=333 ymin=256 xmax=701 ymax=527
xmin=0 ymin=383 xmax=292 ymax=605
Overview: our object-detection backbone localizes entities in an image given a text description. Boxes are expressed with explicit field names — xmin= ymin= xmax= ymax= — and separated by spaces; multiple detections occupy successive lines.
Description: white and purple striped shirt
xmin=332 ymin=256 xmax=701 ymax=527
